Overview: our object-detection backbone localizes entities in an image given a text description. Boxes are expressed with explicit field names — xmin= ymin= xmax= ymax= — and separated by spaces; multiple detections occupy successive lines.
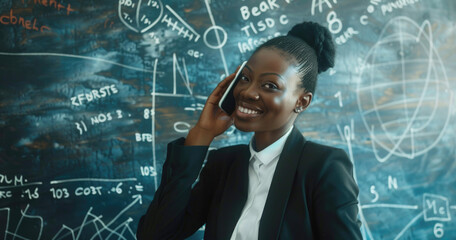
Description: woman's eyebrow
xmin=244 ymin=65 xmax=285 ymax=81
xmin=260 ymin=72 xmax=285 ymax=81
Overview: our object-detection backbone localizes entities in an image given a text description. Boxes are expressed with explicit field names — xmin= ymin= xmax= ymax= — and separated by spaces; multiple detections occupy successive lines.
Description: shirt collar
xmin=249 ymin=126 xmax=294 ymax=166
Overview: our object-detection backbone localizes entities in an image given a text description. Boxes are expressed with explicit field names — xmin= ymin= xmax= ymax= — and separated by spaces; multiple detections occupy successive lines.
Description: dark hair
xmin=253 ymin=21 xmax=335 ymax=93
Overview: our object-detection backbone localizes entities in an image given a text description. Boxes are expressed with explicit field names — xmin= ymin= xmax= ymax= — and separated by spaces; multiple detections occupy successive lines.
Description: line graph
xmin=1 ymin=196 xmax=141 ymax=240
xmin=1 ymin=204 xmax=43 ymax=240
xmin=52 ymin=195 xmax=141 ymax=240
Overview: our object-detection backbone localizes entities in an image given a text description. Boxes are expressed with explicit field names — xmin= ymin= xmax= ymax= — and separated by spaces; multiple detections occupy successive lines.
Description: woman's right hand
xmin=185 ymin=68 xmax=240 ymax=146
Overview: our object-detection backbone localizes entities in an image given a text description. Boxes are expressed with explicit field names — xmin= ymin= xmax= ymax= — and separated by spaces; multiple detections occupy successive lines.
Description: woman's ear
xmin=297 ymin=91 xmax=313 ymax=111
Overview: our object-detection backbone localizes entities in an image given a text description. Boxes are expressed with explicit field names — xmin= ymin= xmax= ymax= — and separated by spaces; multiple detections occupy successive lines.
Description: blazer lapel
xmin=258 ymin=127 xmax=306 ymax=240
xmin=217 ymin=145 xmax=250 ymax=240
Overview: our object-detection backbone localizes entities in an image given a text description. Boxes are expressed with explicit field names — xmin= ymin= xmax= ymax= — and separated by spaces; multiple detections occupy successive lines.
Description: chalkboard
xmin=1 ymin=0 xmax=455 ymax=239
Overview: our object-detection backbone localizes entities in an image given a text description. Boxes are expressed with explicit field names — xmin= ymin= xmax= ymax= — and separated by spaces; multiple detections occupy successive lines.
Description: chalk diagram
xmin=0 ymin=1 xmax=228 ymax=237
xmin=357 ymin=16 xmax=453 ymax=163
xmin=146 ymin=0 xmax=230 ymax=189
xmin=0 ymin=195 xmax=141 ymax=240
xmin=118 ymin=0 xmax=230 ymax=76
xmin=118 ymin=0 xmax=164 ymax=34
xmin=354 ymin=17 xmax=455 ymax=239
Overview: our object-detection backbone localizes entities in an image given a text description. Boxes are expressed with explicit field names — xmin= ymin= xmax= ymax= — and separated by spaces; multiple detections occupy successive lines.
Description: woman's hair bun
xmin=287 ymin=21 xmax=336 ymax=73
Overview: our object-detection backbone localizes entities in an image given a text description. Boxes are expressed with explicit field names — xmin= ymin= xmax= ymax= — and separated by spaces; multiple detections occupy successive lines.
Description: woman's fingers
xmin=209 ymin=73 xmax=236 ymax=101
xmin=187 ymin=65 xmax=242 ymax=143
xmin=196 ymin=65 xmax=241 ymax=134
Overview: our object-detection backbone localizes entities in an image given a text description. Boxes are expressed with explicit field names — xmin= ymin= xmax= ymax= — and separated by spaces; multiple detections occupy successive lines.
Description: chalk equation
xmin=0 ymin=176 xmax=144 ymax=239
xmin=0 ymin=175 xmax=143 ymax=200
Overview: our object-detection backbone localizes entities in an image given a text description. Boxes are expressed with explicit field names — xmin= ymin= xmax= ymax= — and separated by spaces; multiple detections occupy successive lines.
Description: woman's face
xmin=233 ymin=48 xmax=311 ymax=134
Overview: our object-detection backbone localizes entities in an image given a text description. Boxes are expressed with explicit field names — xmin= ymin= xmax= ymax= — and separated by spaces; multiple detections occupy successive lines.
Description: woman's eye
xmin=240 ymin=75 xmax=249 ymax=82
xmin=264 ymin=83 xmax=278 ymax=89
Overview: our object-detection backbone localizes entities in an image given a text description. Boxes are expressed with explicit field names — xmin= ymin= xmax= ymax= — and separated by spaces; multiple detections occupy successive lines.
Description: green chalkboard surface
xmin=1 ymin=0 xmax=456 ymax=239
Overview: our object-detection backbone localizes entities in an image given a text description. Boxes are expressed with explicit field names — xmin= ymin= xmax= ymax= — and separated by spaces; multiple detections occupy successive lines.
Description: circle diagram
xmin=357 ymin=17 xmax=453 ymax=162
xmin=118 ymin=0 xmax=163 ymax=33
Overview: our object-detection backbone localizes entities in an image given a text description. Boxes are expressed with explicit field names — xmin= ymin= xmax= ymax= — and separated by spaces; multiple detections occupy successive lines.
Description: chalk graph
xmin=0 ymin=205 xmax=43 ymax=240
xmin=118 ymin=0 xmax=229 ymax=76
xmin=357 ymin=16 xmax=453 ymax=163
xmin=342 ymin=114 xmax=456 ymax=240
xmin=148 ymin=0 xmax=228 ymax=191
xmin=355 ymin=17 xmax=455 ymax=239
xmin=0 ymin=195 xmax=141 ymax=240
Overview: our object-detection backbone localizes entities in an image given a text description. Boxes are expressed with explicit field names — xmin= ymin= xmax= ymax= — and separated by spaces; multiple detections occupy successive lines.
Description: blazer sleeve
xmin=136 ymin=137 xmax=217 ymax=240
xmin=312 ymin=148 xmax=363 ymax=240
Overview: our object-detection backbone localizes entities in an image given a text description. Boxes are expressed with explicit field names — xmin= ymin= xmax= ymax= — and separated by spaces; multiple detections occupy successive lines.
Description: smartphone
xmin=219 ymin=61 xmax=248 ymax=115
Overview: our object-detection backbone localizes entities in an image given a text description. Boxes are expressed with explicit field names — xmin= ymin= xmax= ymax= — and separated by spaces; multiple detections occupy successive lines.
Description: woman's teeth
xmin=238 ymin=106 xmax=259 ymax=115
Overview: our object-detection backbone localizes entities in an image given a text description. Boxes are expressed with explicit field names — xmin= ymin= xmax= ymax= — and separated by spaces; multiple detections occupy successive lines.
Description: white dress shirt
xmin=229 ymin=126 xmax=293 ymax=240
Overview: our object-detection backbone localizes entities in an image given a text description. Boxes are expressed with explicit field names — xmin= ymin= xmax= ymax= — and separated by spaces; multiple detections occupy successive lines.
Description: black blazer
xmin=137 ymin=127 xmax=362 ymax=239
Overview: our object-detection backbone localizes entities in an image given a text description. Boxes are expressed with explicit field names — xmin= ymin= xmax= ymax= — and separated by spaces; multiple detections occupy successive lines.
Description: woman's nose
xmin=240 ymin=83 xmax=260 ymax=101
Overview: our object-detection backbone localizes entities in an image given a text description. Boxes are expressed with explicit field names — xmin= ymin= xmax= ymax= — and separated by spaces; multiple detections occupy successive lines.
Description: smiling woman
xmin=137 ymin=21 xmax=362 ymax=240
xmin=232 ymin=48 xmax=307 ymax=150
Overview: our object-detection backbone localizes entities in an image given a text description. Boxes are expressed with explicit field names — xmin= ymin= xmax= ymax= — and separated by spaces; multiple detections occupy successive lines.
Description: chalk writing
xmin=334 ymin=91 xmax=343 ymax=107
xmin=91 ymin=112 xmax=113 ymax=125
xmin=70 ymin=84 xmax=119 ymax=106
xmin=74 ymin=120 xmax=88 ymax=135
xmin=0 ymin=9 xmax=51 ymax=32
xmin=335 ymin=27 xmax=359 ymax=45
xmin=311 ymin=0 xmax=337 ymax=16
xmin=237 ymin=32 xmax=281 ymax=54
xmin=140 ymin=166 xmax=157 ymax=177
xmin=49 ymin=187 xmax=70 ymax=199
xmin=75 ymin=186 xmax=103 ymax=196
xmin=423 ymin=193 xmax=451 ymax=222
xmin=143 ymin=108 xmax=154 ymax=119
xmin=187 ymin=49 xmax=204 ymax=58
xmin=434 ymin=223 xmax=444 ymax=238
xmin=240 ymin=0 xmax=280 ymax=20
xmin=0 ymin=174 xmax=25 ymax=186
xmin=370 ymin=185 xmax=379 ymax=203
xmin=22 ymin=188 xmax=40 ymax=200
xmin=32 ymin=0 xmax=75 ymax=15
xmin=240 ymin=14 xmax=289 ymax=37
xmin=135 ymin=133 xmax=152 ymax=142
xmin=326 ymin=11 xmax=342 ymax=34
xmin=388 ymin=175 xmax=398 ymax=190
xmin=0 ymin=190 xmax=12 ymax=199
xmin=381 ymin=0 xmax=420 ymax=16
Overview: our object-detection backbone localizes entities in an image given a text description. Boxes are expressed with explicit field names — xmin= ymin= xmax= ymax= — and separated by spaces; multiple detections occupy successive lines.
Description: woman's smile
xmin=235 ymin=101 xmax=263 ymax=119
